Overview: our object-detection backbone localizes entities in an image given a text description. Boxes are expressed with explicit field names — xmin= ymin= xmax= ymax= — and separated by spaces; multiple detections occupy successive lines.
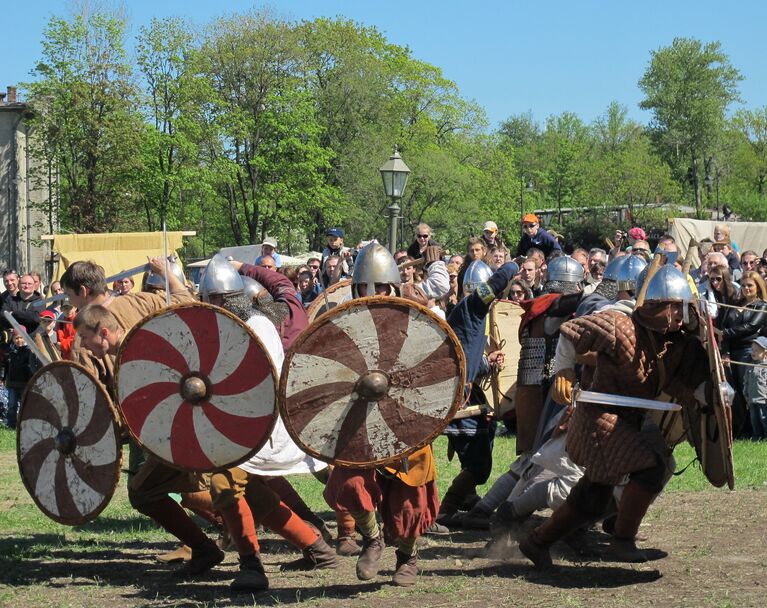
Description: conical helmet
xmin=640 ymin=264 xmax=693 ymax=303
xmin=145 ymin=255 xmax=186 ymax=289
xmin=602 ymin=256 xmax=624 ymax=282
xmin=615 ymin=255 xmax=647 ymax=291
xmin=351 ymin=242 xmax=401 ymax=289
xmin=199 ymin=254 xmax=244 ymax=302
xmin=242 ymin=275 xmax=264 ymax=300
xmin=463 ymin=259 xmax=493 ymax=293
xmin=546 ymin=255 xmax=583 ymax=284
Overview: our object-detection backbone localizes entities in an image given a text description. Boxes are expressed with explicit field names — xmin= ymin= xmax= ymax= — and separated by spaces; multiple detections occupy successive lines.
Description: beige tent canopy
xmin=668 ymin=218 xmax=767 ymax=269
xmin=45 ymin=231 xmax=194 ymax=291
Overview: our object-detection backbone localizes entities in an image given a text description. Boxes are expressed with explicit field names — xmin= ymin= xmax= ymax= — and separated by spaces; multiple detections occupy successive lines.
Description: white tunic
xmin=237 ymin=312 xmax=327 ymax=476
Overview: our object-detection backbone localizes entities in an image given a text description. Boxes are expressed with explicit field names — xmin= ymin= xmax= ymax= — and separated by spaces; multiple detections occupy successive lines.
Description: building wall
xmin=0 ymin=101 xmax=54 ymax=281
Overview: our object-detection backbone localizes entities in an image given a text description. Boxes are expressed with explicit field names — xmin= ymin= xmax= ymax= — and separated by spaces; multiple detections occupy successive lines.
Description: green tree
xmin=25 ymin=9 xmax=143 ymax=232
xmin=638 ymin=38 xmax=742 ymax=217
xmin=198 ymin=11 xmax=340 ymax=248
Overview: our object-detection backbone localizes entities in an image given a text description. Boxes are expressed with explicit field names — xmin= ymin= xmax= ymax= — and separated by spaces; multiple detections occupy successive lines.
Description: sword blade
xmin=575 ymin=388 xmax=681 ymax=412
xmin=32 ymin=293 xmax=68 ymax=309
xmin=105 ymin=263 xmax=151 ymax=285
xmin=2 ymin=311 xmax=51 ymax=365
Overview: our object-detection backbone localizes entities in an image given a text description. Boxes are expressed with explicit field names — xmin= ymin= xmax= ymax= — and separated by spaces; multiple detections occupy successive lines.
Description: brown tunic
xmin=561 ymin=309 xmax=709 ymax=483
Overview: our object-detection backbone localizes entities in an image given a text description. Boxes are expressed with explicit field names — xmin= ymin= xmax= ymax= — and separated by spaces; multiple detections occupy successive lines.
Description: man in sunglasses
xmin=515 ymin=214 xmax=562 ymax=259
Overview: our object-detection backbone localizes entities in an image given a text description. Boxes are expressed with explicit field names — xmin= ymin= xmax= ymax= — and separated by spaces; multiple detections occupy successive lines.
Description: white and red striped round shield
xmin=115 ymin=303 xmax=278 ymax=472
xmin=279 ymin=296 xmax=466 ymax=467
xmin=18 ymin=361 xmax=121 ymax=525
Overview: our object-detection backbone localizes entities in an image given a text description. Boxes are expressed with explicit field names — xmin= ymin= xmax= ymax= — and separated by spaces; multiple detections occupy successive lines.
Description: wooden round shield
xmin=17 ymin=361 xmax=121 ymax=525
xmin=306 ymin=279 xmax=352 ymax=324
xmin=115 ymin=302 xmax=278 ymax=472
xmin=279 ymin=296 xmax=466 ymax=467
xmin=686 ymin=302 xmax=735 ymax=489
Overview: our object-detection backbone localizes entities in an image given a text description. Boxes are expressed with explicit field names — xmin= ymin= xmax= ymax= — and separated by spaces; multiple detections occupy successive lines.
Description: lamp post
xmin=705 ymin=161 xmax=722 ymax=220
xmin=519 ymin=177 xmax=534 ymax=219
xmin=379 ymin=147 xmax=411 ymax=253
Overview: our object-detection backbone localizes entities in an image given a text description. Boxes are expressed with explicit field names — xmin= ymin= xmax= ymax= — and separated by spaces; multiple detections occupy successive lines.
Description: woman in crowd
xmin=702 ymin=266 xmax=738 ymax=325
xmin=506 ymin=279 xmax=532 ymax=303
xmin=406 ymin=223 xmax=439 ymax=260
xmin=719 ymin=271 xmax=767 ymax=438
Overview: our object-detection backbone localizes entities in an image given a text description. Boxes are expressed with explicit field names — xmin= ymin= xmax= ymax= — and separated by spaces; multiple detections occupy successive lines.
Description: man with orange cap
xmin=516 ymin=214 xmax=562 ymax=259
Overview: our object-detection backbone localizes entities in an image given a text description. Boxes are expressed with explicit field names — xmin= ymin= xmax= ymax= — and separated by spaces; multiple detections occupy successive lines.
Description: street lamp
xmin=379 ymin=147 xmax=411 ymax=253
xmin=706 ymin=160 xmax=722 ymax=220
xmin=520 ymin=177 xmax=534 ymax=219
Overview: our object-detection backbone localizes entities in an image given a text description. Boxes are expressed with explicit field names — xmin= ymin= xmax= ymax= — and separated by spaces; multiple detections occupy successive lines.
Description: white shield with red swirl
xmin=18 ymin=361 xmax=122 ymax=525
xmin=116 ymin=303 xmax=277 ymax=472
xmin=279 ymin=296 xmax=466 ymax=467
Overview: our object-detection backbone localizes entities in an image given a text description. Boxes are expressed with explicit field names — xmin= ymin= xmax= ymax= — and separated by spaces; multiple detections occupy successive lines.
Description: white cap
xmin=483 ymin=221 xmax=498 ymax=233
xmin=262 ymin=236 xmax=277 ymax=248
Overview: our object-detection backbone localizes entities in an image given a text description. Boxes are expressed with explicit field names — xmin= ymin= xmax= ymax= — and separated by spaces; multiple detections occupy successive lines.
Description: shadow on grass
xmin=0 ymin=533 xmax=390 ymax=606
xmin=425 ymin=561 xmax=662 ymax=588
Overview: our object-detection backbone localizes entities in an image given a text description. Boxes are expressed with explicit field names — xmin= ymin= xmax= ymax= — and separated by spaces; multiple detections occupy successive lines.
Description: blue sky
xmin=4 ymin=1 xmax=766 ymax=129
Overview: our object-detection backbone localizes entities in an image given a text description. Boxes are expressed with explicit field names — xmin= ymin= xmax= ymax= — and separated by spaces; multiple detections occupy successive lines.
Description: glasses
xmin=417 ymin=234 xmax=430 ymax=239
xmin=743 ymin=260 xmax=757 ymax=267
xmin=710 ymin=277 xmax=723 ymax=283
xmin=3 ymin=269 xmax=17 ymax=276
xmin=308 ymin=265 xmax=320 ymax=269
xmin=522 ymin=223 xmax=537 ymax=229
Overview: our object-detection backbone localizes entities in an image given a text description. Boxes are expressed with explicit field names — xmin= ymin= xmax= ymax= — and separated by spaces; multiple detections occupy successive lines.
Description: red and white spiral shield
xmin=18 ymin=361 xmax=121 ymax=525
xmin=116 ymin=303 xmax=278 ymax=472
xmin=280 ymin=296 xmax=466 ymax=467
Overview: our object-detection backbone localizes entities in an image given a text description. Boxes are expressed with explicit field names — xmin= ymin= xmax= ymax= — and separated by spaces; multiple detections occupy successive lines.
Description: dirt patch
xmin=1 ymin=489 xmax=765 ymax=608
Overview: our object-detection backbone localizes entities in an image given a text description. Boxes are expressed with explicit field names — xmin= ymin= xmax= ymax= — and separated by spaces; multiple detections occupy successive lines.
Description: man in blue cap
xmin=322 ymin=227 xmax=354 ymax=282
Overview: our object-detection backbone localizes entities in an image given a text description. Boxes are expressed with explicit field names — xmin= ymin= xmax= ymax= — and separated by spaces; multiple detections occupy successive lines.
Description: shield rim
xmin=279 ymin=295 xmax=467 ymax=468
xmin=114 ymin=301 xmax=279 ymax=473
xmin=306 ymin=279 xmax=353 ymax=324
xmin=17 ymin=360 xmax=123 ymax=526
xmin=700 ymin=305 xmax=736 ymax=489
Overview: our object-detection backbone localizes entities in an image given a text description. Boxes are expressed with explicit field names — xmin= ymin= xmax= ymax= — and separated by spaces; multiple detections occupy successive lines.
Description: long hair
xmin=707 ymin=266 xmax=737 ymax=304
xmin=738 ymin=270 xmax=767 ymax=303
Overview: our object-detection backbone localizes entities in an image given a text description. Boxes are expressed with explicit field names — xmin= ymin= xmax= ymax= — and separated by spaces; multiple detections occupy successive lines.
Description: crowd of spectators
xmin=2 ymin=218 xmax=767 ymax=440
xmin=248 ymin=217 xmax=767 ymax=442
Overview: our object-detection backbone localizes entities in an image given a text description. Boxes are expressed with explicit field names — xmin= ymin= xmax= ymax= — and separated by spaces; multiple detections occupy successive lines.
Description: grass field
xmin=0 ymin=426 xmax=765 ymax=607
xmin=1 ymin=426 xmax=764 ymax=539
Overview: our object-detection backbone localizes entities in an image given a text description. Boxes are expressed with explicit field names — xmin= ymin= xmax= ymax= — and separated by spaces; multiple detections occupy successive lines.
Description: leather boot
xmin=182 ymin=538 xmax=226 ymax=576
xmin=608 ymin=482 xmax=656 ymax=563
xmin=231 ymin=553 xmax=269 ymax=591
xmin=392 ymin=550 xmax=418 ymax=587
xmin=356 ymin=533 xmax=385 ymax=581
xmin=281 ymin=536 xmax=339 ymax=571
xmin=336 ymin=511 xmax=361 ymax=556
xmin=518 ymin=502 xmax=589 ymax=569
xmin=155 ymin=544 xmax=192 ymax=563
xmin=438 ymin=469 xmax=476 ymax=527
